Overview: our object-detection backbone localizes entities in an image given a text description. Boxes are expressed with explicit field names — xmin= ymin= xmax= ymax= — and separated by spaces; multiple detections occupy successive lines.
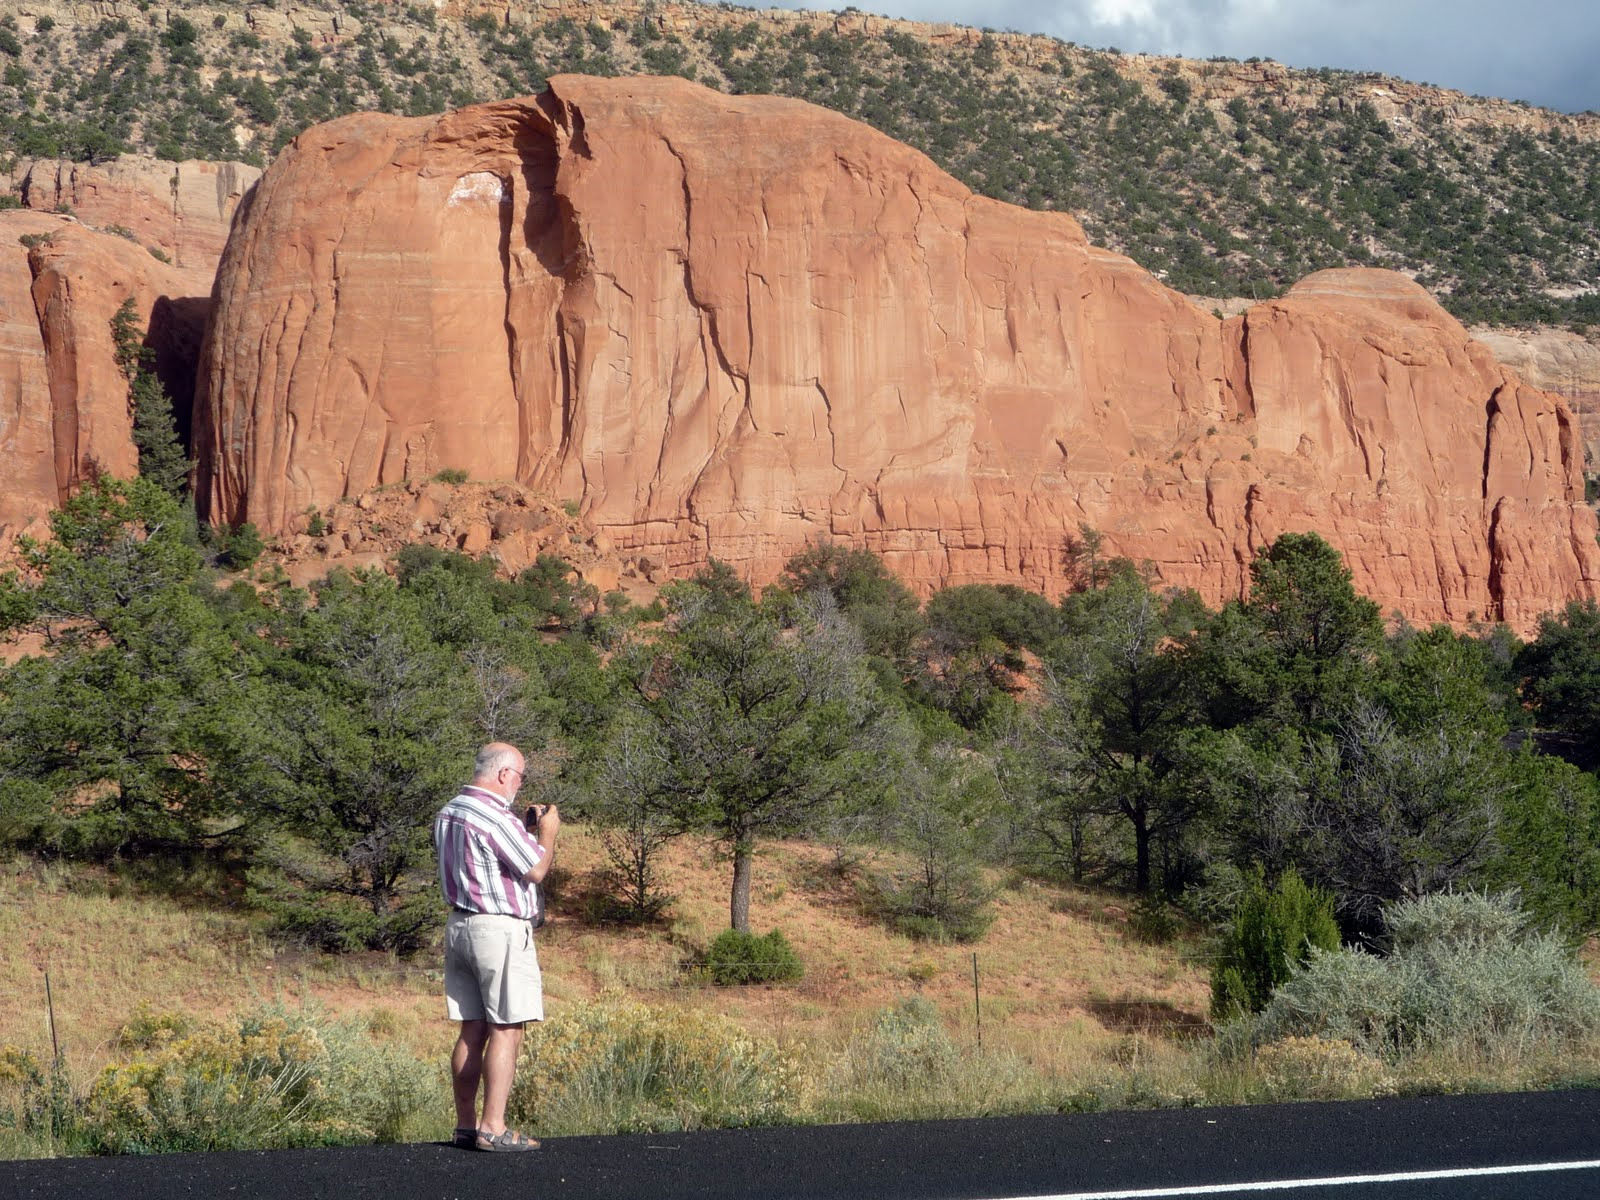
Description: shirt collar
xmin=460 ymin=784 xmax=512 ymax=809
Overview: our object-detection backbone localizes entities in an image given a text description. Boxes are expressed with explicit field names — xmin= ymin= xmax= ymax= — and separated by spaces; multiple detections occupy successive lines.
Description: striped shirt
xmin=432 ymin=785 xmax=546 ymax=920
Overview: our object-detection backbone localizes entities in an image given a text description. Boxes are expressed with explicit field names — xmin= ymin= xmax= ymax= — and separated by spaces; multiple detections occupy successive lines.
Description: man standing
xmin=433 ymin=742 xmax=560 ymax=1152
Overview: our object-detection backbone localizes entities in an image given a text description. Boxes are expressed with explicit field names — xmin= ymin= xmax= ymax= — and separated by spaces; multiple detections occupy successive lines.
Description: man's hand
xmin=521 ymin=804 xmax=561 ymax=885
xmin=526 ymin=804 xmax=560 ymax=839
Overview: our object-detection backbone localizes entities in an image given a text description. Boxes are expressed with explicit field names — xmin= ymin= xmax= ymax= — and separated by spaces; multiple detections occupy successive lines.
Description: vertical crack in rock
xmin=744 ymin=269 xmax=761 ymax=396
xmin=813 ymin=377 xmax=844 ymax=479
xmin=1234 ymin=310 xmax=1256 ymax=421
xmin=214 ymin=163 xmax=240 ymax=221
xmin=659 ymin=134 xmax=743 ymax=389
xmin=905 ymin=176 xmax=950 ymax=350
xmin=555 ymin=310 xmax=575 ymax=464
xmin=1243 ymin=483 xmax=1262 ymax=551
xmin=1485 ymin=498 xmax=1506 ymax=622
xmin=1481 ymin=388 xmax=1501 ymax=502
xmin=513 ymin=99 xmax=582 ymax=490
xmin=496 ymin=163 xmax=524 ymax=480
xmin=167 ymin=165 xmax=183 ymax=265
xmin=659 ymin=129 xmax=749 ymax=549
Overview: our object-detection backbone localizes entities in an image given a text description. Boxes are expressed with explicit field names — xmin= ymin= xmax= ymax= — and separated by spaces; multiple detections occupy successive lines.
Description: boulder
xmin=193 ymin=76 xmax=1600 ymax=631
xmin=578 ymin=562 xmax=621 ymax=594
xmin=492 ymin=508 xmax=552 ymax=539
xmin=460 ymin=520 xmax=494 ymax=554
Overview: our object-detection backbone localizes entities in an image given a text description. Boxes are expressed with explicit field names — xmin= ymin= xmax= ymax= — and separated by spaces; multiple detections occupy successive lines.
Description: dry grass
xmin=0 ymin=828 xmax=1210 ymax=1089
xmin=0 ymin=855 xmax=438 ymax=1070
xmin=7 ymin=836 xmax=1600 ymax=1154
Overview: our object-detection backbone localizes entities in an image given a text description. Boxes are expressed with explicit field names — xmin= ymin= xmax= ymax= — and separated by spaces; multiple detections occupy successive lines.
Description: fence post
xmin=45 ymin=970 xmax=60 ymax=1063
xmin=972 ymin=952 xmax=981 ymax=1053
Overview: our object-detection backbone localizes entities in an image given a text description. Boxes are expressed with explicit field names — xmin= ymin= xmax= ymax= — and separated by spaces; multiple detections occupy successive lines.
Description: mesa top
xmin=433 ymin=784 xmax=546 ymax=920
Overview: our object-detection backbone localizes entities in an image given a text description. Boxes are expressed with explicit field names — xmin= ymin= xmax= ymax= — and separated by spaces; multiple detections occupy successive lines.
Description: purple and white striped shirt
xmin=432 ymin=785 xmax=546 ymax=920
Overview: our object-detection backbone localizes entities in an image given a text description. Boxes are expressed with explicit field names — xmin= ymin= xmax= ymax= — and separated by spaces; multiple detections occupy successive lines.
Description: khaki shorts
xmin=444 ymin=913 xmax=544 ymax=1025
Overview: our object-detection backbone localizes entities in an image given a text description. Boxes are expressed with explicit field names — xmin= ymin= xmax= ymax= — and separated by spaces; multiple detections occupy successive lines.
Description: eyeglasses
xmin=503 ymin=766 xmax=526 ymax=780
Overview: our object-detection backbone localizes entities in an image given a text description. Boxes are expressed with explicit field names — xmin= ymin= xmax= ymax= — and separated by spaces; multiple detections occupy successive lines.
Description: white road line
xmin=990 ymin=1158 xmax=1600 ymax=1200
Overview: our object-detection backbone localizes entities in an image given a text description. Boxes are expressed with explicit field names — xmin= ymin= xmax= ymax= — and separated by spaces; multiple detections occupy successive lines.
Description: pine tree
xmin=1211 ymin=867 xmax=1341 ymax=1019
xmin=110 ymin=297 xmax=189 ymax=498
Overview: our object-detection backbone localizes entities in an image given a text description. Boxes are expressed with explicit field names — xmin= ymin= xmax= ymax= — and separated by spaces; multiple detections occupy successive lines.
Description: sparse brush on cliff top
xmin=1 ymin=2 xmax=1596 ymax=325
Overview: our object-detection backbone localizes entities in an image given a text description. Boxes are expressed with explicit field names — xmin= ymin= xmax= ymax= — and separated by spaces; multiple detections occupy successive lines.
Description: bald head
xmin=472 ymin=742 xmax=525 ymax=800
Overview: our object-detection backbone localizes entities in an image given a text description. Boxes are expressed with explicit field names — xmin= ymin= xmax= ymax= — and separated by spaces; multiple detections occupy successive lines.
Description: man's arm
xmin=521 ymin=804 xmax=560 ymax=883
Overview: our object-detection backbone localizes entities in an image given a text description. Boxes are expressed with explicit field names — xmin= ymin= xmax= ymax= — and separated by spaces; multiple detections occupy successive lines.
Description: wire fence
xmin=22 ymin=893 xmax=1222 ymax=1068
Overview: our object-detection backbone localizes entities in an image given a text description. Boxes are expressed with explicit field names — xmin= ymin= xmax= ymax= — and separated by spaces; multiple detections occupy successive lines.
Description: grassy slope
xmin=8 ymin=834 xmax=1600 ymax=1155
xmin=0 ymin=827 xmax=1208 ymax=1080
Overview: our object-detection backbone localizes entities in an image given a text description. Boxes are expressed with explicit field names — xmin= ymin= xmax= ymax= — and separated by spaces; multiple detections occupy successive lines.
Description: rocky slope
xmin=192 ymin=75 xmax=1599 ymax=631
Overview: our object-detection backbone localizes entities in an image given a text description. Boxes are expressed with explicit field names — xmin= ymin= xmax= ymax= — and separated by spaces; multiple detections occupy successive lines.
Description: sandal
xmin=475 ymin=1128 xmax=541 ymax=1152
xmin=451 ymin=1127 xmax=479 ymax=1149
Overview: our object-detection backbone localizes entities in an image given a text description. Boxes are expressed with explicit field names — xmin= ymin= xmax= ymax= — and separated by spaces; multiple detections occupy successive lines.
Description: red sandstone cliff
xmin=187 ymin=75 xmax=1600 ymax=629
xmin=1473 ymin=327 xmax=1600 ymax=476
xmin=5 ymin=156 xmax=260 ymax=273
xmin=0 ymin=214 xmax=213 ymax=551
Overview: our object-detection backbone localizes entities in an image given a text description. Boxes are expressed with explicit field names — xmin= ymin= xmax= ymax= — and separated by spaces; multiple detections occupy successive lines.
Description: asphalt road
xmin=3 ymin=1089 xmax=1597 ymax=1200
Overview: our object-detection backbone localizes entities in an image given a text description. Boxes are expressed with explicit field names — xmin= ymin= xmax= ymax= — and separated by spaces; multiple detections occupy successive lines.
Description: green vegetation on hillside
xmin=0 ymin=4 xmax=1596 ymax=326
xmin=4 ymin=480 xmax=1600 ymax=953
xmin=6 ymin=486 xmax=1600 ymax=1151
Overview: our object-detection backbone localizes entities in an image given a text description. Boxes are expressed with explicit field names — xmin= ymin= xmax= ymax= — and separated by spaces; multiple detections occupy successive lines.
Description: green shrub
xmin=817 ymin=997 xmax=1049 ymax=1122
xmin=1246 ymin=893 xmax=1600 ymax=1060
xmin=0 ymin=1046 xmax=78 ymax=1153
xmin=78 ymin=1006 xmax=434 ymax=1153
xmin=432 ymin=467 xmax=468 ymax=484
xmin=1130 ymin=894 xmax=1181 ymax=945
xmin=116 ymin=1004 xmax=193 ymax=1048
xmin=704 ymin=928 xmax=803 ymax=985
xmin=858 ymin=750 xmax=998 ymax=945
xmin=863 ymin=859 xmax=996 ymax=943
xmin=214 ymin=521 xmax=264 ymax=570
xmin=250 ymin=880 xmax=441 ymax=955
xmin=393 ymin=542 xmax=496 ymax=586
xmin=830 ymin=997 xmax=958 ymax=1093
xmin=1210 ymin=868 xmax=1340 ymax=1019
xmin=507 ymin=995 xmax=806 ymax=1133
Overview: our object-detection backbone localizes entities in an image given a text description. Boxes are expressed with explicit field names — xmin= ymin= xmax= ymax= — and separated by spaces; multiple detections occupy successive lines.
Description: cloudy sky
xmin=771 ymin=0 xmax=1600 ymax=114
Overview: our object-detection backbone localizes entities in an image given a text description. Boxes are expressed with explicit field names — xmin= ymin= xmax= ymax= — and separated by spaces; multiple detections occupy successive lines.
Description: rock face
xmin=6 ymin=156 xmax=260 ymax=272
xmin=0 ymin=214 xmax=212 ymax=551
xmin=1475 ymin=327 xmax=1600 ymax=475
xmin=194 ymin=75 xmax=1600 ymax=630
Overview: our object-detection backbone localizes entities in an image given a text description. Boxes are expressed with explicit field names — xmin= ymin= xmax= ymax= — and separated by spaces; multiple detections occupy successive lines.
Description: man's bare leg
xmin=452 ymin=1020 xmax=489 ymax=1131
xmin=478 ymin=1021 xmax=526 ymax=1135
